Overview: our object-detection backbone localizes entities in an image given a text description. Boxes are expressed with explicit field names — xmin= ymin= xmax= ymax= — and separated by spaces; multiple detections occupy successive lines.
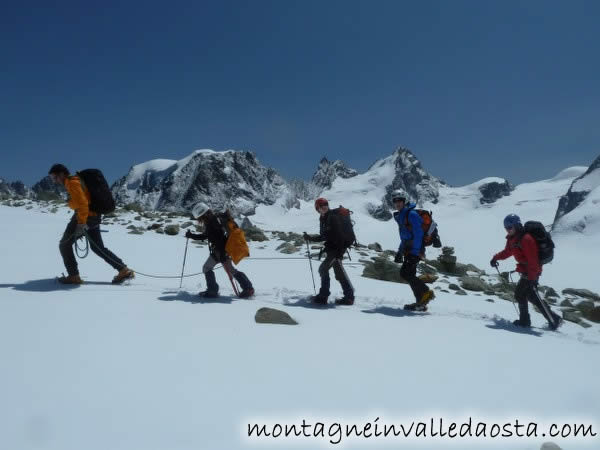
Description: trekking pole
xmin=179 ymin=238 xmax=189 ymax=289
xmin=305 ymin=239 xmax=316 ymax=295
xmin=223 ymin=263 xmax=240 ymax=296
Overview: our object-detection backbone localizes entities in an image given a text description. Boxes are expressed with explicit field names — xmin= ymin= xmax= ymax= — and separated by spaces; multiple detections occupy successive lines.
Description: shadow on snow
xmin=361 ymin=306 xmax=429 ymax=318
xmin=157 ymin=290 xmax=236 ymax=304
xmin=0 ymin=278 xmax=82 ymax=292
xmin=485 ymin=317 xmax=544 ymax=337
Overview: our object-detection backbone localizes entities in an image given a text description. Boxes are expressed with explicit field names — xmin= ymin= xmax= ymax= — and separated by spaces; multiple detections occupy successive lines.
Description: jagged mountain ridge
xmin=111 ymin=150 xmax=288 ymax=216
xmin=5 ymin=148 xmax=598 ymax=231
xmin=110 ymin=147 xmax=450 ymax=219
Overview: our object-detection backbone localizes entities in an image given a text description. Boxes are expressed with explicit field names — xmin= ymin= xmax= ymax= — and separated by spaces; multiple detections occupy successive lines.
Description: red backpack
xmin=405 ymin=207 xmax=439 ymax=247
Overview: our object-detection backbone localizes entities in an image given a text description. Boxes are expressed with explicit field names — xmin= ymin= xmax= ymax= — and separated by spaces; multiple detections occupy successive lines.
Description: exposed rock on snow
xmin=561 ymin=288 xmax=600 ymax=302
xmin=276 ymin=242 xmax=299 ymax=254
xmin=244 ymin=226 xmax=269 ymax=242
xmin=459 ymin=276 xmax=489 ymax=292
xmin=553 ymin=155 xmax=600 ymax=233
xmin=366 ymin=202 xmax=393 ymax=221
xmin=540 ymin=442 xmax=562 ymax=450
xmin=164 ymin=225 xmax=180 ymax=236
xmin=255 ymin=307 xmax=298 ymax=325
xmin=362 ymin=256 xmax=405 ymax=283
xmin=311 ymin=157 xmax=358 ymax=190
xmin=478 ymin=179 xmax=514 ymax=204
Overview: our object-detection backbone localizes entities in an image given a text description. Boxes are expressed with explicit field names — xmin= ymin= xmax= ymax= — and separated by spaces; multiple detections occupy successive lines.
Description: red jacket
xmin=494 ymin=232 xmax=541 ymax=281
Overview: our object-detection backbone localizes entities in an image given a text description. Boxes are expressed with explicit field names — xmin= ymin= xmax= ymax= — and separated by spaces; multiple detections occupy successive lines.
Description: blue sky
xmin=2 ymin=0 xmax=599 ymax=186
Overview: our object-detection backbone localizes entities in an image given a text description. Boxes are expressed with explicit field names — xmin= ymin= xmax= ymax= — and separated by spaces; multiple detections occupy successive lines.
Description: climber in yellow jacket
xmin=185 ymin=202 xmax=253 ymax=298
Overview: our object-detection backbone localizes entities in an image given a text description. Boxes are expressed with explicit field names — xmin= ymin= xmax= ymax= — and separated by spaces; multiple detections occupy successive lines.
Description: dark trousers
xmin=400 ymin=256 xmax=429 ymax=302
xmin=514 ymin=277 xmax=560 ymax=326
xmin=59 ymin=213 xmax=126 ymax=276
xmin=202 ymin=255 xmax=253 ymax=293
xmin=318 ymin=251 xmax=354 ymax=298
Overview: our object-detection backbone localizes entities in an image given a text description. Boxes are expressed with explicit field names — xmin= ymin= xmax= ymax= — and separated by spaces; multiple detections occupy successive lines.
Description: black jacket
xmin=308 ymin=210 xmax=345 ymax=256
xmin=187 ymin=213 xmax=228 ymax=261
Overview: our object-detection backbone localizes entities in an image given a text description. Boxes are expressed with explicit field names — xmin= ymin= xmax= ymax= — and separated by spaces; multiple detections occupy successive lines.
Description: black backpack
xmin=77 ymin=169 xmax=116 ymax=214
xmin=521 ymin=221 xmax=555 ymax=265
xmin=331 ymin=206 xmax=357 ymax=249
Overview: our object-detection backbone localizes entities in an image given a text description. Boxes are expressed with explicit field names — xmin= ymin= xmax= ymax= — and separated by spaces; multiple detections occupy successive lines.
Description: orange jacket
xmin=64 ymin=175 xmax=96 ymax=224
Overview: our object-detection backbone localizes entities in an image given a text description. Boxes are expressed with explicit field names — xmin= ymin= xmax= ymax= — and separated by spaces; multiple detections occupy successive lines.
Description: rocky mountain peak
xmin=311 ymin=157 xmax=358 ymax=190
xmin=112 ymin=150 xmax=288 ymax=216
xmin=382 ymin=147 xmax=444 ymax=207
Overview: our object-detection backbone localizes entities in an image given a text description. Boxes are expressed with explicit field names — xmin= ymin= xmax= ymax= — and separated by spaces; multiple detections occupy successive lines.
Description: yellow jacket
xmin=64 ymin=176 xmax=96 ymax=224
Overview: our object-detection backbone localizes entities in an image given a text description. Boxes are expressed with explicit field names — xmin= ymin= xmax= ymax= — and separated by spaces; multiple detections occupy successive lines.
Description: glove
xmin=394 ymin=251 xmax=403 ymax=263
xmin=74 ymin=223 xmax=88 ymax=238
xmin=490 ymin=258 xmax=498 ymax=268
xmin=185 ymin=230 xmax=194 ymax=239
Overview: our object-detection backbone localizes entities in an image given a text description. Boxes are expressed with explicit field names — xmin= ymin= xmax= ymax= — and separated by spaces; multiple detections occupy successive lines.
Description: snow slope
xmin=252 ymin=166 xmax=600 ymax=294
xmin=553 ymin=157 xmax=600 ymax=236
xmin=0 ymin=204 xmax=598 ymax=450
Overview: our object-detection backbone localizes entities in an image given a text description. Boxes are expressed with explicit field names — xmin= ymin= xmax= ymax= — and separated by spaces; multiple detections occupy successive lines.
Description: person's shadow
xmin=157 ymin=290 xmax=235 ymax=304
xmin=485 ymin=317 xmax=543 ymax=337
xmin=0 ymin=278 xmax=81 ymax=292
xmin=362 ymin=306 xmax=429 ymax=317
xmin=282 ymin=296 xmax=336 ymax=310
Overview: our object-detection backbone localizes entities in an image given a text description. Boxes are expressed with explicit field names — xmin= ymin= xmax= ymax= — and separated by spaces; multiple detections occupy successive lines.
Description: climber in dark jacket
xmin=185 ymin=202 xmax=254 ymax=299
xmin=304 ymin=197 xmax=354 ymax=305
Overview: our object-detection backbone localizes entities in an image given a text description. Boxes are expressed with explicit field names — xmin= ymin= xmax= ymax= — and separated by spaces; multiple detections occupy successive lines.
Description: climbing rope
xmin=72 ymin=230 xmax=362 ymax=280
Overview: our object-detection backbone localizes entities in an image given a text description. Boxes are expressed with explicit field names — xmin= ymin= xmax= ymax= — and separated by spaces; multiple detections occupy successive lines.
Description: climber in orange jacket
xmin=49 ymin=164 xmax=134 ymax=284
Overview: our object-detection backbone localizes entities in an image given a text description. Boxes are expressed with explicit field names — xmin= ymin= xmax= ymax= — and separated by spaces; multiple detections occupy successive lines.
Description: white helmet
xmin=391 ymin=189 xmax=407 ymax=203
xmin=191 ymin=202 xmax=210 ymax=219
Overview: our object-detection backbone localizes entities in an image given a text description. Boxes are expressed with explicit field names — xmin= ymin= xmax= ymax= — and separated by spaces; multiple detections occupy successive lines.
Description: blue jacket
xmin=393 ymin=203 xmax=424 ymax=256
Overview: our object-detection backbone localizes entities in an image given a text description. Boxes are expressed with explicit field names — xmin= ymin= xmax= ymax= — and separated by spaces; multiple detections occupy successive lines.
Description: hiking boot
xmin=239 ymin=288 xmax=255 ymax=299
xmin=57 ymin=274 xmax=83 ymax=285
xmin=335 ymin=296 xmax=354 ymax=305
xmin=417 ymin=290 xmax=435 ymax=306
xmin=512 ymin=319 xmax=531 ymax=328
xmin=199 ymin=290 xmax=219 ymax=298
xmin=112 ymin=267 xmax=135 ymax=284
xmin=311 ymin=294 xmax=328 ymax=305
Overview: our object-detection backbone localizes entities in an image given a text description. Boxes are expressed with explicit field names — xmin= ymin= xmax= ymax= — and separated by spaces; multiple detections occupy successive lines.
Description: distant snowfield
xmin=253 ymin=166 xmax=599 ymax=294
xmin=0 ymin=204 xmax=599 ymax=450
